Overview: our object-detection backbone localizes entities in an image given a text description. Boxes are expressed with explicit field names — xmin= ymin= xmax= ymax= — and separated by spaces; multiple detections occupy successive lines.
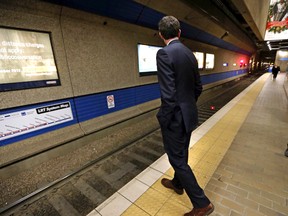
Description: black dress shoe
xmin=161 ymin=178 xmax=184 ymax=195
xmin=184 ymin=203 xmax=214 ymax=216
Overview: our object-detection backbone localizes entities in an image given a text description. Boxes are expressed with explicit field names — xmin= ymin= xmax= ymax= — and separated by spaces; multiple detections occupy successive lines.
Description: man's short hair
xmin=158 ymin=16 xmax=180 ymax=40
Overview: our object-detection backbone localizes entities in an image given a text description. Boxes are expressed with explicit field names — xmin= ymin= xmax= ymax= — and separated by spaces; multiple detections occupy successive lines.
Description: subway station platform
xmin=87 ymin=73 xmax=288 ymax=216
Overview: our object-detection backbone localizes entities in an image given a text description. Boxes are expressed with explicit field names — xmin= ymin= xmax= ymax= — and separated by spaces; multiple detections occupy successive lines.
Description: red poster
xmin=265 ymin=0 xmax=288 ymax=41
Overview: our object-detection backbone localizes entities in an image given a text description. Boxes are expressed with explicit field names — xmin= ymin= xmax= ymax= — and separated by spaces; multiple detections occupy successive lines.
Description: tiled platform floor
xmin=87 ymin=73 xmax=288 ymax=216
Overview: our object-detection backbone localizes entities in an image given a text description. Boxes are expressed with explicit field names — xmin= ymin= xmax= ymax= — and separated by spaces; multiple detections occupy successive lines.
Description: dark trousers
xmin=159 ymin=111 xmax=210 ymax=208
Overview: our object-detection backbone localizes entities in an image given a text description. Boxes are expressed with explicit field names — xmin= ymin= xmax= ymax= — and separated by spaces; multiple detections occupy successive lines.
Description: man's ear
xmin=159 ymin=32 xmax=164 ymax=40
xmin=178 ymin=29 xmax=181 ymax=38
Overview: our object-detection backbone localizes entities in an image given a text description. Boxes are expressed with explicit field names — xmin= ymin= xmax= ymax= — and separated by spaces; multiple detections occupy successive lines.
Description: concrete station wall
xmin=0 ymin=0 xmax=252 ymax=165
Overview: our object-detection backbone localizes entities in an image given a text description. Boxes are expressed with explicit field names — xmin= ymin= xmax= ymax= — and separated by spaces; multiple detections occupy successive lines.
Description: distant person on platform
xmin=156 ymin=15 xmax=214 ymax=216
xmin=272 ymin=65 xmax=280 ymax=79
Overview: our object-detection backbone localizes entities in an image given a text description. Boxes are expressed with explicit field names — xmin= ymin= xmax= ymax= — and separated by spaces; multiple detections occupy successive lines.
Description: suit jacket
xmin=156 ymin=40 xmax=202 ymax=132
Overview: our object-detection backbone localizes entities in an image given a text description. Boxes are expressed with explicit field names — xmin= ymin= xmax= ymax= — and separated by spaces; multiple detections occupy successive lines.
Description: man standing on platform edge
xmin=156 ymin=16 xmax=214 ymax=216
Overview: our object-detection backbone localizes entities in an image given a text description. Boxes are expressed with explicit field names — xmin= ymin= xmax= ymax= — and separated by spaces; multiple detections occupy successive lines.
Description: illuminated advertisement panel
xmin=264 ymin=0 xmax=288 ymax=41
xmin=137 ymin=44 xmax=162 ymax=76
xmin=0 ymin=27 xmax=60 ymax=91
xmin=193 ymin=52 xmax=204 ymax=69
xmin=205 ymin=53 xmax=215 ymax=69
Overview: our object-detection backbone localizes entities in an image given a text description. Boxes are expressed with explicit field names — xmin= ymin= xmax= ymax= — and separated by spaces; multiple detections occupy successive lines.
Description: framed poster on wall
xmin=137 ymin=44 xmax=162 ymax=76
xmin=205 ymin=53 xmax=215 ymax=69
xmin=0 ymin=27 xmax=60 ymax=91
xmin=193 ymin=52 xmax=204 ymax=69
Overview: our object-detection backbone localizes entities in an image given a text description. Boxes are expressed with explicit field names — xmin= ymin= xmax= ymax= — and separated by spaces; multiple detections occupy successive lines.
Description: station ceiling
xmin=217 ymin=0 xmax=287 ymax=62
xmin=44 ymin=0 xmax=286 ymax=62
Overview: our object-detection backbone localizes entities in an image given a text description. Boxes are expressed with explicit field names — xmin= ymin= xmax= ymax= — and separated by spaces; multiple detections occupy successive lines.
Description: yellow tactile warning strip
xmin=121 ymin=73 xmax=269 ymax=216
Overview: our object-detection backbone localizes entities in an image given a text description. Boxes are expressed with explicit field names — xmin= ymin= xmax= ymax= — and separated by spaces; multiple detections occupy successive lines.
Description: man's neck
xmin=165 ymin=37 xmax=179 ymax=45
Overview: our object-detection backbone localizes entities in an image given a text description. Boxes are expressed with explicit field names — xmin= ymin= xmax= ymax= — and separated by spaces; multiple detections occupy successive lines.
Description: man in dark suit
xmin=156 ymin=16 xmax=214 ymax=216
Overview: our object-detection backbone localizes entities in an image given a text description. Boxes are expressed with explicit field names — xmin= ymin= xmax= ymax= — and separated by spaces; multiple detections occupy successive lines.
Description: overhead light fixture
xmin=220 ymin=31 xmax=229 ymax=39
xmin=267 ymin=43 xmax=272 ymax=50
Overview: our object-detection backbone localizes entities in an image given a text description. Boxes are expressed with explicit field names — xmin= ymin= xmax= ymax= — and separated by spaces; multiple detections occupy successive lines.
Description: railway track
xmin=0 ymin=73 xmax=262 ymax=216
